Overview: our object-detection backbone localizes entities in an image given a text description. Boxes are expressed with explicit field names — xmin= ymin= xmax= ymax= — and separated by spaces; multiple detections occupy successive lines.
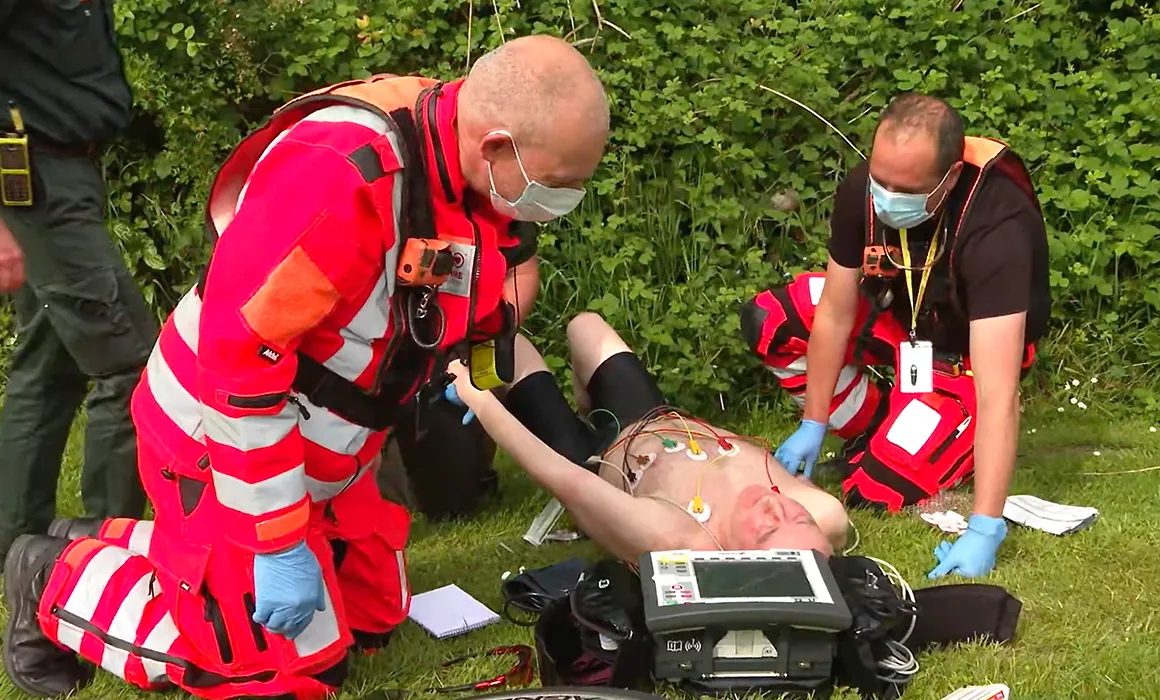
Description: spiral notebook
xmin=407 ymin=584 xmax=500 ymax=639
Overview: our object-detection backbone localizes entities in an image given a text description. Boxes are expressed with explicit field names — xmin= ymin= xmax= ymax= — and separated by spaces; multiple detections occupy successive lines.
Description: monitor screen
xmin=692 ymin=560 xmax=815 ymax=600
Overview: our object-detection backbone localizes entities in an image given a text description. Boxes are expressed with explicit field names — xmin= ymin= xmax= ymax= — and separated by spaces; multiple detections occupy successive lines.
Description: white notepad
xmin=408 ymin=584 xmax=500 ymax=639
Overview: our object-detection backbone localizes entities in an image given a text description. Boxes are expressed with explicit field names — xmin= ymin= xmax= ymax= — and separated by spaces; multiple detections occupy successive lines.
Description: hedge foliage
xmin=27 ymin=0 xmax=1160 ymax=413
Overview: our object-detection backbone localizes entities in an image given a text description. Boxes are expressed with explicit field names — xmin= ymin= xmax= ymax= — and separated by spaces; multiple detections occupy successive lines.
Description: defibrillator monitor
xmin=638 ymin=549 xmax=852 ymax=693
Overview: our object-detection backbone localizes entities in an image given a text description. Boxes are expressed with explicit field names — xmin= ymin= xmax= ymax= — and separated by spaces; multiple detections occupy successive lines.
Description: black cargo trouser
xmin=0 ymin=148 xmax=158 ymax=560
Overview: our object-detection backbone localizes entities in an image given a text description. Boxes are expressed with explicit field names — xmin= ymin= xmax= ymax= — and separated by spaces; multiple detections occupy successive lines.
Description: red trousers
xmin=744 ymin=272 xmax=1034 ymax=511
xmin=35 ymin=440 xmax=411 ymax=699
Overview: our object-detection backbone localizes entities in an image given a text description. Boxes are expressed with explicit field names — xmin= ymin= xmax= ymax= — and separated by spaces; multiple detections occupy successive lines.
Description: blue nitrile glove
xmin=252 ymin=540 xmax=326 ymax=639
xmin=773 ymin=419 xmax=828 ymax=480
xmin=444 ymin=382 xmax=476 ymax=425
xmin=928 ymin=514 xmax=1008 ymax=579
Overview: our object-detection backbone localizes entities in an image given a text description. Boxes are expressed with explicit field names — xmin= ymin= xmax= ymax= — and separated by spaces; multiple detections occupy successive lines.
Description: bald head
xmin=456 ymin=34 xmax=611 ymax=219
xmin=460 ymin=35 xmax=610 ymax=146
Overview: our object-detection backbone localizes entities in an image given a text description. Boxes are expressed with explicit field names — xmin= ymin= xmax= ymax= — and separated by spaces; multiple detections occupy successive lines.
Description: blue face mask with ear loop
xmin=486 ymin=129 xmax=586 ymax=223
xmin=869 ymin=166 xmax=953 ymax=230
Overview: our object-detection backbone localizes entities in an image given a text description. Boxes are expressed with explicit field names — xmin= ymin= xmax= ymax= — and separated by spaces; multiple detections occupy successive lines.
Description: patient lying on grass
xmin=446 ymin=312 xmax=849 ymax=563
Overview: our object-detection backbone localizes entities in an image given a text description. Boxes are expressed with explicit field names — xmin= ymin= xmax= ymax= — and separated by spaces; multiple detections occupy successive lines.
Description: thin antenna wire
xmin=757 ymin=84 xmax=865 ymax=159
xmin=491 ymin=0 xmax=507 ymax=42
xmin=465 ymin=0 xmax=474 ymax=72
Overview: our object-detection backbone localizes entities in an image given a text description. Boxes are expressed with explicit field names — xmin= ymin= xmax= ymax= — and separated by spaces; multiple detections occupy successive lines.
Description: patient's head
xmin=728 ymin=485 xmax=834 ymax=556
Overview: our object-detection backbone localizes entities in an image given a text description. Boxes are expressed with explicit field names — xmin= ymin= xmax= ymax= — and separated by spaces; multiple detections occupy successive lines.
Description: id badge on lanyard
xmin=898 ymin=228 xmax=938 ymax=394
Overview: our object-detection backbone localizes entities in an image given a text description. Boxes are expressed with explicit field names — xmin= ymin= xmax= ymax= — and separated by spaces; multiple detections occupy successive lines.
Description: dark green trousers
xmin=0 ymin=149 xmax=158 ymax=560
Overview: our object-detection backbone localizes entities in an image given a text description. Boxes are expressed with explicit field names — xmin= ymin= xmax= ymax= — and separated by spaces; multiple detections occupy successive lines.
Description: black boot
xmin=3 ymin=534 xmax=96 ymax=697
xmin=46 ymin=517 xmax=105 ymax=541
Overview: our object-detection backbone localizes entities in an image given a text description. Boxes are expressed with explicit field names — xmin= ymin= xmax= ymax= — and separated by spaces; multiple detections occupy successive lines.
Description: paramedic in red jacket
xmin=1 ymin=35 xmax=610 ymax=700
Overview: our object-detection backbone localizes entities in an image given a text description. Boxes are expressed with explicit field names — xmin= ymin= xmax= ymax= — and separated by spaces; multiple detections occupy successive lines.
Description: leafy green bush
xmin=8 ymin=0 xmax=1159 ymax=415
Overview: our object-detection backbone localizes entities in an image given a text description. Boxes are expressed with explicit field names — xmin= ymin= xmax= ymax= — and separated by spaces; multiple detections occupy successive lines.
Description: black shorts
xmin=502 ymin=351 xmax=668 ymax=469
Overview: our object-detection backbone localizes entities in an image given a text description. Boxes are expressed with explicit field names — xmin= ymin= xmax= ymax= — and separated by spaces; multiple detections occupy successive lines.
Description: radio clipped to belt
xmin=1 ymin=102 xmax=33 ymax=208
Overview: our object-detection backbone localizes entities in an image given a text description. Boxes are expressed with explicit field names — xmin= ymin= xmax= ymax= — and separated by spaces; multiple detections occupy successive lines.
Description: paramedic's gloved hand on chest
xmin=928 ymin=514 xmax=1007 ymax=579
xmin=774 ymin=419 xmax=828 ymax=480
xmin=252 ymin=540 xmax=326 ymax=639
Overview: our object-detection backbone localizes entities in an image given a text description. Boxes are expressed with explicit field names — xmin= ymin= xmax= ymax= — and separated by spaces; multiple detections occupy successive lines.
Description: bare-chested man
xmin=447 ymin=312 xmax=850 ymax=562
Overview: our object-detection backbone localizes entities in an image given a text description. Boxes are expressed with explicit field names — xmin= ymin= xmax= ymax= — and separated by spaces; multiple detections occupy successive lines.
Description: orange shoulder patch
xmin=240 ymin=245 xmax=342 ymax=351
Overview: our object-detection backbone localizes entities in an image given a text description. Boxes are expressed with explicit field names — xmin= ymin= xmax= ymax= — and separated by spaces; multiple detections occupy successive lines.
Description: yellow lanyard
xmin=899 ymin=228 xmax=939 ymax=340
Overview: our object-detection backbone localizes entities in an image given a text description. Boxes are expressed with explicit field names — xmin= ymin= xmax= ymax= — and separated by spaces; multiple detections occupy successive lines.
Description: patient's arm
xmin=455 ymin=368 xmax=681 ymax=561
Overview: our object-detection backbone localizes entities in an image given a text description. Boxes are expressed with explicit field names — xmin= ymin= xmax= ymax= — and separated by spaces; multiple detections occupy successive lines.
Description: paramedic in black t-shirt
xmin=740 ymin=93 xmax=1051 ymax=580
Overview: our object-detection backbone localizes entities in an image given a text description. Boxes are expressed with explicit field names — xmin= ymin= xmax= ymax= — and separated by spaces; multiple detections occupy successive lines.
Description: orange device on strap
xmin=398 ymin=238 xmax=454 ymax=287
xmin=862 ymin=245 xmax=901 ymax=278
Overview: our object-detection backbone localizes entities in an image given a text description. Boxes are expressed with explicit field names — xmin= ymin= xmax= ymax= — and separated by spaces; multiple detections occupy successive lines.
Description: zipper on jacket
xmin=286 ymin=394 xmax=311 ymax=420
xmin=241 ymin=593 xmax=269 ymax=653
xmin=225 ymin=392 xmax=286 ymax=410
xmin=424 ymin=84 xmax=457 ymax=203
xmin=461 ymin=195 xmax=483 ymax=342
xmin=202 ymin=588 xmax=234 ymax=665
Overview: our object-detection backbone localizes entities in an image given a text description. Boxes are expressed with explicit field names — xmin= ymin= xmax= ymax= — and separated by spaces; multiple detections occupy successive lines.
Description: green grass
xmin=1 ymin=399 xmax=1159 ymax=700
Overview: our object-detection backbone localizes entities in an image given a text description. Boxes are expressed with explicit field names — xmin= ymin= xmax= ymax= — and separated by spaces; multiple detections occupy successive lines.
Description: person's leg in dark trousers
xmin=0 ymin=286 xmax=89 ymax=557
xmin=0 ymin=150 xmax=157 ymax=559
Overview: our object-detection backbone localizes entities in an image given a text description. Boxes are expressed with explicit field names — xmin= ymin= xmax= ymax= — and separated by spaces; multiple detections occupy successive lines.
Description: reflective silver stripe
xmin=306 ymin=463 xmax=368 ymax=503
xmin=203 ymin=401 xmax=299 ymax=453
xmin=98 ymin=571 xmax=154 ymax=679
xmin=170 ymin=289 xmax=201 ymax=352
xmin=322 ymin=330 xmax=376 ymax=382
xmin=55 ymin=545 xmax=135 ymax=654
xmin=55 ymin=618 xmax=85 ymax=653
xmin=293 ymin=584 xmax=341 ymax=658
xmin=834 ymin=364 xmax=859 ymax=394
xmin=146 ymin=346 xmax=205 ymax=442
xmin=211 ymin=464 xmax=307 ymax=516
xmin=322 ymin=128 xmax=404 ymax=382
xmin=768 ymin=356 xmax=807 ymax=380
xmin=322 ymin=273 xmax=389 ymax=381
xmin=127 ymin=521 xmax=154 ymax=557
xmin=295 ymin=392 xmax=372 ymax=457
xmin=830 ymin=374 xmax=870 ymax=431
xmin=396 ymin=549 xmax=409 ymax=612
xmin=808 ymin=276 xmax=826 ymax=306
xmin=139 ymin=613 xmax=180 ymax=683
xmin=383 ymin=129 xmax=404 ymax=303
xmin=62 ymin=546 xmax=134 ymax=622
xmin=301 ymin=104 xmax=390 ymax=132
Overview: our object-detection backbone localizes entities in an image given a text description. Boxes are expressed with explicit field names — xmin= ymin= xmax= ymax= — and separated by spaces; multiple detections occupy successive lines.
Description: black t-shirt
xmin=0 ymin=0 xmax=133 ymax=145
xmin=828 ymin=160 xmax=1051 ymax=355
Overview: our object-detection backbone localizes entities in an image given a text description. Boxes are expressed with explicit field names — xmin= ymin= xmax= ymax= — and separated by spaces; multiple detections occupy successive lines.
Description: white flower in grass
xmin=1091 ymin=377 xmax=1098 ymax=383
xmin=1058 ymin=407 xmax=1065 ymax=412
xmin=1071 ymin=397 xmax=1078 ymax=405
xmin=1078 ymin=402 xmax=1087 ymax=410
xmin=1072 ymin=379 xmax=1081 ymax=387
xmin=1150 ymin=427 xmax=1157 ymax=433
xmin=1093 ymin=451 xmax=1101 ymax=457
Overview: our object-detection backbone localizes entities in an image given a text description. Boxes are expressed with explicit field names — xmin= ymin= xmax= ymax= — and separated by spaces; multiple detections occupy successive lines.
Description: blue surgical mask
xmin=487 ymin=130 xmax=585 ymax=223
xmin=869 ymin=168 xmax=952 ymax=230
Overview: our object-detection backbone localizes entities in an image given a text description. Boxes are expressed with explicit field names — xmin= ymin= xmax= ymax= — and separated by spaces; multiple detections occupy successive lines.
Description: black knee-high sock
xmin=503 ymin=372 xmax=600 ymax=471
